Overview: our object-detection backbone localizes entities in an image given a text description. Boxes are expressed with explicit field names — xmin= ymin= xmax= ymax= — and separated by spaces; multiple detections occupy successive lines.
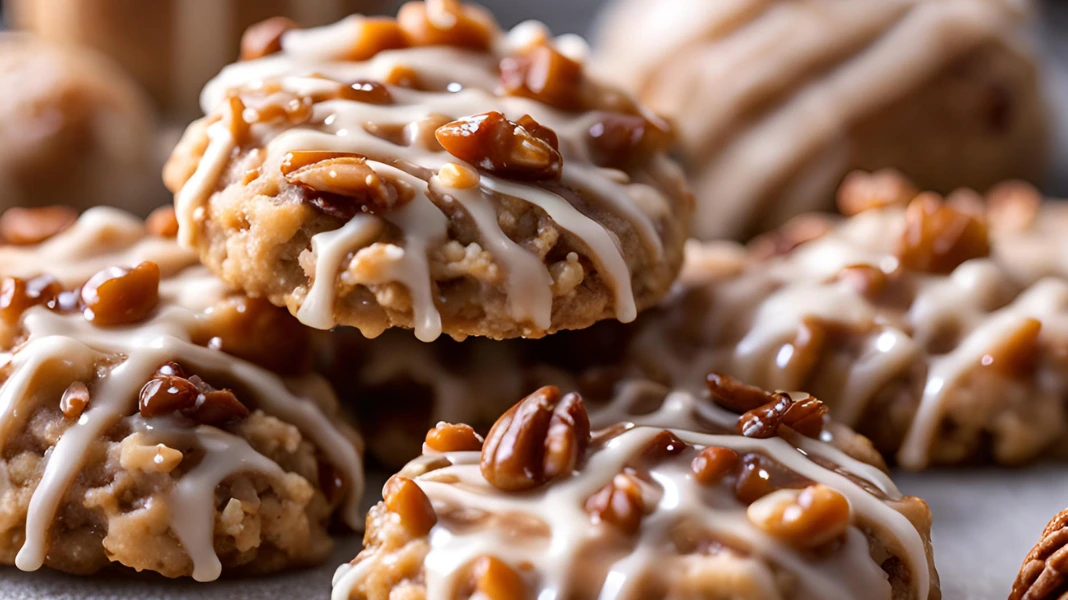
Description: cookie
xmin=595 ymin=0 xmax=1047 ymax=239
xmin=0 ymin=207 xmax=364 ymax=579
xmin=333 ymin=375 xmax=939 ymax=599
xmin=165 ymin=0 xmax=692 ymax=341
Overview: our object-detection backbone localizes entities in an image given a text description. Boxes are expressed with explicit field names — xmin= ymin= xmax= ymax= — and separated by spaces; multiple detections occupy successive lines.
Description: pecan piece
xmin=346 ymin=18 xmax=409 ymax=61
xmin=746 ymin=485 xmax=851 ymax=548
xmin=398 ymin=0 xmax=496 ymax=51
xmin=641 ymin=430 xmax=688 ymax=461
xmin=338 ymin=80 xmax=393 ymax=105
xmin=80 ymin=261 xmax=160 ymax=326
xmin=480 ymin=386 xmax=590 ymax=491
xmin=585 ymin=472 xmax=646 ymax=535
xmin=587 ymin=113 xmax=672 ymax=170
xmin=0 ymin=206 xmax=77 ymax=246
xmin=982 ymin=317 xmax=1042 ymax=378
xmin=737 ymin=392 xmax=827 ymax=439
xmin=383 ymin=475 xmax=437 ymax=535
xmin=705 ymin=372 xmax=776 ymax=414
xmin=500 ymin=43 xmax=585 ymax=110
xmin=435 ymin=111 xmax=563 ymax=181
xmin=146 ymin=206 xmax=179 ymax=238
xmin=60 ymin=381 xmax=91 ymax=419
xmin=138 ymin=363 xmax=250 ymax=426
xmin=1011 ymin=509 xmax=1068 ymax=600
xmin=425 ymin=422 xmax=484 ymax=452
xmin=468 ymin=556 xmax=528 ymax=600
xmin=836 ymin=169 xmax=917 ymax=216
xmin=898 ymin=192 xmax=990 ymax=274
xmin=0 ymin=274 xmax=63 ymax=325
xmin=691 ymin=446 xmax=738 ymax=485
xmin=281 ymin=151 xmax=414 ymax=218
xmin=240 ymin=16 xmax=298 ymax=61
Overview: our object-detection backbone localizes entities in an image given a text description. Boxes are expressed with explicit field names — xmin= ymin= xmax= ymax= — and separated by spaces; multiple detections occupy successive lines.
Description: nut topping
xmin=240 ymin=16 xmax=298 ymax=61
xmin=435 ymin=111 xmax=563 ymax=181
xmin=0 ymin=274 xmax=63 ymax=325
xmin=691 ymin=446 xmax=738 ymax=485
xmin=587 ymin=113 xmax=672 ymax=170
xmin=1011 ymin=508 xmax=1068 ymax=600
xmin=500 ymin=43 xmax=584 ymax=110
xmin=138 ymin=362 xmax=250 ymax=425
xmin=469 ymin=556 xmax=528 ymax=600
xmin=146 ymin=206 xmax=180 ymax=238
xmin=80 ymin=261 xmax=160 ymax=326
xmin=60 ymin=381 xmax=91 ymax=419
xmin=281 ymin=151 xmax=414 ymax=218
xmin=585 ymin=472 xmax=647 ymax=534
xmin=383 ymin=475 xmax=437 ymax=535
xmin=398 ymin=0 xmax=496 ymax=51
xmin=836 ymin=169 xmax=917 ymax=216
xmin=898 ymin=192 xmax=990 ymax=274
xmin=338 ymin=80 xmax=394 ymax=105
xmin=0 ymin=206 xmax=77 ymax=246
xmin=746 ymin=485 xmax=851 ymax=548
xmin=982 ymin=317 xmax=1042 ymax=378
xmin=641 ymin=430 xmax=688 ymax=461
xmin=737 ymin=392 xmax=827 ymax=439
xmin=425 ymin=422 xmax=484 ymax=452
xmin=347 ymin=18 xmax=409 ymax=61
xmin=480 ymin=386 xmax=590 ymax=491
xmin=705 ymin=372 xmax=776 ymax=414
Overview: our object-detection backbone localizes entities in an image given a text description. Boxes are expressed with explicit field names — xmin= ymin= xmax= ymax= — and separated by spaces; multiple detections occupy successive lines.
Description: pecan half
xmin=0 ymin=206 xmax=77 ymax=246
xmin=240 ymin=16 xmax=298 ymax=61
xmin=836 ymin=169 xmax=917 ymax=216
xmin=281 ymin=151 xmax=414 ymax=218
xmin=898 ymin=192 xmax=990 ymax=274
xmin=435 ymin=111 xmax=563 ymax=181
xmin=705 ymin=372 xmax=776 ymax=414
xmin=80 ymin=261 xmax=161 ymax=326
xmin=138 ymin=363 xmax=250 ymax=426
xmin=480 ymin=386 xmax=590 ymax=491
xmin=500 ymin=43 xmax=585 ymax=110
xmin=1012 ymin=509 xmax=1068 ymax=600
xmin=737 ymin=392 xmax=827 ymax=439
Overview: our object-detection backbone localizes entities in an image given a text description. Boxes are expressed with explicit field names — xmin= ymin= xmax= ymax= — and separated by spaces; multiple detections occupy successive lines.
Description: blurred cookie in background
xmin=6 ymin=0 xmax=395 ymax=123
xmin=0 ymin=34 xmax=160 ymax=213
xmin=593 ymin=0 xmax=1050 ymax=240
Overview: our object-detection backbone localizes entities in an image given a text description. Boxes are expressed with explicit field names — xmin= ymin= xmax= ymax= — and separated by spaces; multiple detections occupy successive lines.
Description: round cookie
xmin=594 ymin=0 xmax=1048 ymax=240
xmin=165 ymin=0 xmax=692 ymax=341
xmin=0 ymin=207 xmax=364 ymax=579
xmin=334 ymin=377 xmax=939 ymax=600
xmin=0 ymin=34 xmax=161 ymax=214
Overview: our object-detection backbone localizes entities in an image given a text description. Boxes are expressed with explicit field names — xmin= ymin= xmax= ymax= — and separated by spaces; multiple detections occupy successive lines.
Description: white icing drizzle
xmin=335 ymin=385 xmax=931 ymax=600
xmin=0 ymin=210 xmax=364 ymax=578
xmin=628 ymin=204 xmax=1068 ymax=468
xmin=595 ymin=0 xmax=1030 ymax=239
xmin=177 ymin=17 xmax=675 ymax=339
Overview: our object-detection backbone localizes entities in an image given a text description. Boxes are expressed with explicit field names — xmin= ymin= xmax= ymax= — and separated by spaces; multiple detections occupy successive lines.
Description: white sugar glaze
xmin=0 ymin=208 xmax=364 ymax=580
xmin=177 ymin=15 xmax=680 ymax=340
xmin=334 ymin=384 xmax=931 ymax=600
xmin=596 ymin=0 xmax=1031 ymax=238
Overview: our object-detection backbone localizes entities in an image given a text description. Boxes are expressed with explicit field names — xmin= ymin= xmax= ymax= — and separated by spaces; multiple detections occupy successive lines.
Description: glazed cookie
xmin=0 ymin=34 xmax=161 ymax=213
xmin=594 ymin=0 xmax=1047 ymax=239
xmin=333 ymin=376 xmax=939 ymax=600
xmin=0 ymin=207 xmax=364 ymax=579
xmin=165 ymin=0 xmax=691 ymax=341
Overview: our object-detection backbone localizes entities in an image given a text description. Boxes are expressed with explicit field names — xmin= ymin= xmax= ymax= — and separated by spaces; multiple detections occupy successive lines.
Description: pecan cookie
xmin=594 ymin=0 xmax=1047 ymax=239
xmin=334 ymin=374 xmax=939 ymax=600
xmin=165 ymin=0 xmax=692 ymax=341
xmin=0 ymin=207 xmax=364 ymax=579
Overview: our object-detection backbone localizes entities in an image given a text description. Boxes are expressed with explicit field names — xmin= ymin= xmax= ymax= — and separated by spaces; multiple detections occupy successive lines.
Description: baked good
xmin=1012 ymin=508 xmax=1068 ymax=600
xmin=164 ymin=0 xmax=692 ymax=341
xmin=0 ymin=206 xmax=364 ymax=579
xmin=334 ymin=375 xmax=940 ymax=599
xmin=8 ymin=0 xmax=390 ymax=121
xmin=593 ymin=0 xmax=1048 ymax=239
xmin=0 ymin=34 xmax=161 ymax=214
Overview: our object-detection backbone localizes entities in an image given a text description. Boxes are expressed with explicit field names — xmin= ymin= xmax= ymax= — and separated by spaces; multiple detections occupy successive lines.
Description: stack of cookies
xmin=0 ymin=0 xmax=1063 ymax=598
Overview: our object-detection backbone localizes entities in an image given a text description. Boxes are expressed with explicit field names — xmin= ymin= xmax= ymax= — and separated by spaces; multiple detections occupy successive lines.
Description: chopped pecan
xmin=425 ymin=422 xmax=484 ymax=452
xmin=240 ymin=16 xmax=298 ymax=61
xmin=982 ymin=317 xmax=1042 ymax=378
xmin=347 ymin=17 xmax=409 ymax=61
xmin=146 ymin=206 xmax=179 ymax=238
xmin=437 ymin=163 xmax=480 ymax=189
xmin=480 ymin=386 xmax=590 ymax=491
xmin=641 ymin=430 xmax=688 ymax=461
xmin=0 ymin=206 xmax=77 ymax=246
xmin=193 ymin=295 xmax=311 ymax=375
xmin=138 ymin=363 xmax=250 ymax=426
xmin=500 ymin=43 xmax=584 ymax=110
xmin=734 ymin=453 xmax=777 ymax=503
xmin=435 ymin=111 xmax=562 ymax=181
xmin=0 ymin=274 xmax=63 ymax=325
xmin=383 ymin=475 xmax=438 ymax=535
xmin=705 ymin=372 xmax=776 ymax=414
xmin=80 ymin=261 xmax=160 ymax=326
xmin=338 ymin=80 xmax=394 ymax=105
xmin=468 ymin=556 xmax=528 ymax=600
xmin=836 ymin=169 xmax=917 ymax=216
xmin=398 ymin=0 xmax=496 ymax=51
xmin=782 ymin=395 xmax=828 ymax=438
xmin=898 ymin=192 xmax=990 ymax=274
xmin=1011 ymin=508 xmax=1068 ymax=600
xmin=691 ymin=446 xmax=738 ymax=485
xmin=281 ymin=151 xmax=414 ymax=218
xmin=223 ymin=95 xmax=250 ymax=144
xmin=746 ymin=485 xmax=851 ymax=548
xmin=737 ymin=392 xmax=827 ymax=439
xmin=385 ymin=65 xmax=422 ymax=89
xmin=60 ymin=381 xmax=90 ymax=419
xmin=587 ymin=113 xmax=672 ymax=170
xmin=585 ymin=472 xmax=646 ymax=534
